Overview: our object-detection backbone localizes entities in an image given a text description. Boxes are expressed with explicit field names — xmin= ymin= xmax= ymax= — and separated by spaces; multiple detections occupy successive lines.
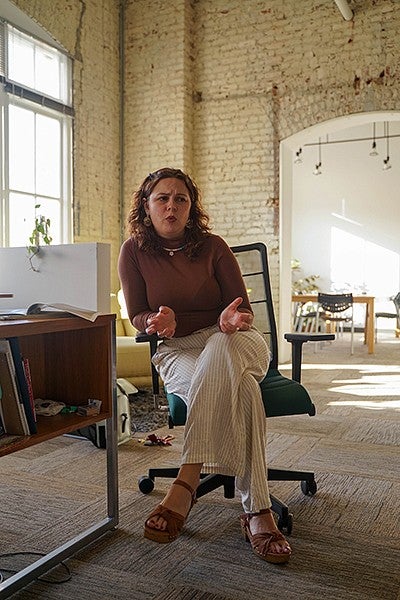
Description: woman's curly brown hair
xmin=126 ymin=167 xmax=211 ymax=259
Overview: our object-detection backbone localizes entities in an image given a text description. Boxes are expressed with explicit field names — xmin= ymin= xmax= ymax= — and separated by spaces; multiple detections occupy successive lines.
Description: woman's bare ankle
xmin=176 ymin=463 xmax=202 ymax=490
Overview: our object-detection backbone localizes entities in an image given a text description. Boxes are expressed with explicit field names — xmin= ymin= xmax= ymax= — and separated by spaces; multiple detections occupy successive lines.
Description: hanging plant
xmin=26 ymin=204 xmax=53 ymax=272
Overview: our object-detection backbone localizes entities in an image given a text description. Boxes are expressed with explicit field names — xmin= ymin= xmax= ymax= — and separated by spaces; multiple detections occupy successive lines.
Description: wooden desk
xmin=292 ymin=294 xmax=375 ymax=354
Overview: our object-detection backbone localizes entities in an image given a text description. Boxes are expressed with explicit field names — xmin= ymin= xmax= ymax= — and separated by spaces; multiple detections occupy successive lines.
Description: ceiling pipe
xmin=334 ymin=0 xmax=354 ymax=21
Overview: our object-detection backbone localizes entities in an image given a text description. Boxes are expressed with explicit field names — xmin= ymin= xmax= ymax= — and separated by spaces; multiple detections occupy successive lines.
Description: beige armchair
xmin=111 ymin=291 xmax=153 ymax=388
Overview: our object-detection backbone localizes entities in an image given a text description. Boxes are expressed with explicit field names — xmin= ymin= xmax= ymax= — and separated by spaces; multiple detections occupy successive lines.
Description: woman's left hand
xmin=219 ymin=297 xmax=253 ymax=334
xmin=146 ymin=305 xmax=176 ymax=338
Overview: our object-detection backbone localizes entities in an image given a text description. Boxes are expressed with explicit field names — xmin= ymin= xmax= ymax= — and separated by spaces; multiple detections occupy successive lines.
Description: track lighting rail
xmin=303 ymin=133 xmax=400 ymax=147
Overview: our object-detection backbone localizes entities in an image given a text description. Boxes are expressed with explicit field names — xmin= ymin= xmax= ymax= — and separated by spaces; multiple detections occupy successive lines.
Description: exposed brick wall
xmin=10 ymin=0 xmax=400 ymax=299
xmin=187 ymin=0 xmax=400 ymax=288
xmin=123 ymin=0 xmax=193 ymax=210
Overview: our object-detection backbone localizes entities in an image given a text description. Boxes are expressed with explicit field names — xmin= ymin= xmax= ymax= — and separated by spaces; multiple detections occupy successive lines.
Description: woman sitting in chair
xmin=118 ymin=167 xmax=291 ymax=564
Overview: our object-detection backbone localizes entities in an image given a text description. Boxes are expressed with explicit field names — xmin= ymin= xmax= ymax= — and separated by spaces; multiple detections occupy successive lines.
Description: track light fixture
xmin=294 ymin=148 xmax=303 ymax=164
xmin=313 ymin=138 xmax=322 ymax=175
xmin=297 ymin=123 xmax=397 ymax=174
xmin=383 ymin=158 xmax=391 ymax=170
xmin=313 ymin=163 xmax=322 ymax=176
xmin=383 ymin=122 xmax=392 ymax=170
xmin=369 ymin=123 xmax=378 ymax=156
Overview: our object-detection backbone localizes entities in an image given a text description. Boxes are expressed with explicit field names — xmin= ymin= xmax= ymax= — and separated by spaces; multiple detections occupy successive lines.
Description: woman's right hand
xmin=146 ymin=306 xmax=176 ymax=338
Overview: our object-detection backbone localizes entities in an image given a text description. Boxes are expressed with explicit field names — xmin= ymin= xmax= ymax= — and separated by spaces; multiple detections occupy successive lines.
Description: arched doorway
xmin=279 ymin=111 xmax=400 ymax=360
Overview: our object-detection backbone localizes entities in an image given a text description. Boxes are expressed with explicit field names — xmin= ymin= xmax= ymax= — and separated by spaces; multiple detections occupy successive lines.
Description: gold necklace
xmin=162 ymin=245 xmax=186 ymax=256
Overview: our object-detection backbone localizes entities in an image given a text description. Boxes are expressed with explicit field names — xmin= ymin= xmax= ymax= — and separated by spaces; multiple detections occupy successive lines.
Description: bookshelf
xmin=0 ymin=314 xmax=118 ymax=598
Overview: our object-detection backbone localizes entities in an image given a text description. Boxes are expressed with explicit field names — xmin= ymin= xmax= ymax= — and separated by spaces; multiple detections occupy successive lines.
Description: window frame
xmin=0 ymin=19 xmax=73 ymax=248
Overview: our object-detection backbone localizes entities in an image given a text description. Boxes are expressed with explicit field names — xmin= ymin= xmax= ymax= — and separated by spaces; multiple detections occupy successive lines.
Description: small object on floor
xmin=240 ymin=508 xmax=292 ymax=564
xmin=140 ymin=433 xmax=175 ymax=446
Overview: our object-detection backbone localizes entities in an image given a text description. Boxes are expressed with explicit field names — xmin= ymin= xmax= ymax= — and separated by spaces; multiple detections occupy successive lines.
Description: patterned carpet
xmin=0 ymin=331 xmax=399 ymax=599
xmin=129 ymin=388 xmax=169 ymax=433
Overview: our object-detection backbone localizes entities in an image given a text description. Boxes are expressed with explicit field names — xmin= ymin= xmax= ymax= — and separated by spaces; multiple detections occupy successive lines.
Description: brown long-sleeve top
xmin=117 ymin=234 xmax=252 ymax=338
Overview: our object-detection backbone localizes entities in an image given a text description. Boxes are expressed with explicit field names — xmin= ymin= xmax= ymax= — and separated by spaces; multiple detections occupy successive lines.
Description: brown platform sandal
xmin=144 ymin=479 xmax=197 ymax=543
xmin=240 ymin=508 xmax=292 ymax=564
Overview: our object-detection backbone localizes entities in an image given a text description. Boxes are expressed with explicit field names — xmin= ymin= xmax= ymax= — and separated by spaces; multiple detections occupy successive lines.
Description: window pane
xmin=9 ymin=192 xmax=37 ymax=247
xmin=35 ymin=45 xmax=61 ymax=100
xmin=7 ymin=25 xmax=71 ymax=104
xmin=9 ymin=105 xmax=35 ymax=192
xmin=35 ymin=197 xmax=61 ymax=245
xmin=36 ymin=114 xmax=61 ymax=197
xmin=9 ymin=193 xmax=61 ymax=247
xmin=7 ymin=28 xmax=35 ymax=89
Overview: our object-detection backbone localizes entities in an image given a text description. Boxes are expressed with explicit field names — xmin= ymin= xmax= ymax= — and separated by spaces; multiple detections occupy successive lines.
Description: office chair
xmin=293 ymin=300 xmax=319 ymax=333
xmin=316 ymin=292 xmax=354 ymax=354
xmin=136 ymin=242 xmax=334 ymax=533
xmin=375 ymin=292 xmax=400 ymax=341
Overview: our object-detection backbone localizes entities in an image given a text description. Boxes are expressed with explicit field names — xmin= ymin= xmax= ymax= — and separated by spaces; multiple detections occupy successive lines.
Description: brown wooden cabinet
xmin=0 ymin=315 xmax=119 ymax=598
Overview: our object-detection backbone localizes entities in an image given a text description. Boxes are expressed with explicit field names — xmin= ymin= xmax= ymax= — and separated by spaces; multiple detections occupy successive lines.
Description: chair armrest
xmin=135 ymin=332 xmax=160 ymax=394
xmin=135 ymin=331 xmax=157 ymax=343
xmin=284 ymin=332 xmax=335 ymax=383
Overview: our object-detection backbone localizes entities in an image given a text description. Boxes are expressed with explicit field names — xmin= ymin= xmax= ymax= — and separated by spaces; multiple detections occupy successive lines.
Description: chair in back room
xmin=375 ymin=292 xmax=400 ymax=342
xmin=316 ymin=292 xmax=354 ymax=354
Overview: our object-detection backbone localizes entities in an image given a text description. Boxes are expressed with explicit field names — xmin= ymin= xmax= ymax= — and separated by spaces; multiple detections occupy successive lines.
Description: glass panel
xmin=9 ymin=192 xmax=37 ymax=247
xmin=36 ymin=114 xmax=61 ymax=197
xmin=35 ymin=44 xmax=61 ymax=100
xmin=9 ymin=105 xmax=35 ymax=192
xmin=35 ymin=197 xmax=61 ymax=245
xmin=9 ymin=193 xmax=61 ymax=247
xmin=7 ymin=27 xmax=34 ymax=89
xmin=7 ymin=25 xmax=71 ymax=105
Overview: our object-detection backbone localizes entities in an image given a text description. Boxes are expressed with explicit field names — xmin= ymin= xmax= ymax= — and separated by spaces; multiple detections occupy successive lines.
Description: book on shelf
xmin=22 ymin=357 xmax=36 ymax=423
xmin=7 ymin=338 xmax=37 ymax=434
xmin=0 ymin=303 xmax=101 ymax=322
xmin=0 ymin=343 xmax=30 ymax=436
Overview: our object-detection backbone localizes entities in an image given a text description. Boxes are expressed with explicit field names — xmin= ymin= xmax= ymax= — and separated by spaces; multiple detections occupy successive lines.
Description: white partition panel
xmin=0 ymin=243 xmax=110 ymax=313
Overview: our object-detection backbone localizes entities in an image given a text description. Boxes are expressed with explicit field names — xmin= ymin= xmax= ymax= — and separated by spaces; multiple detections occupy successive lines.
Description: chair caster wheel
xmin=278 ymin=513 xmax=293 ymax=535
xmin=301 ymin=479 xmax=317 ymax=496
xmin=138 ymin=475 xmax=154 ymax=494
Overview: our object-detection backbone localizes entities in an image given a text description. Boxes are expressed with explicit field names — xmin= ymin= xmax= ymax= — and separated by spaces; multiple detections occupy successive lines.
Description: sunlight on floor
xmin=278 ymin=359 xmax=400 ymax=409
xmin=322 ymin=364 xmax=399 ymax=404
xmin=327 ymin=399 xmax=400 ymax=409
xmin=280 ymin=363 xmax=400 ymax=372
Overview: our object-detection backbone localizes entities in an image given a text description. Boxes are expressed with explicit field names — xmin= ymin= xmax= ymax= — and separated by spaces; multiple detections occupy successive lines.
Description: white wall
xmin=292 ymin=121 xmax=400 ymax=302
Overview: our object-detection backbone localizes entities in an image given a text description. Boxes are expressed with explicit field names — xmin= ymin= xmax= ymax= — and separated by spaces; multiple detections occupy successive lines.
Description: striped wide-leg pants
xmin=152 ymin=325 xmax=272 ymax=513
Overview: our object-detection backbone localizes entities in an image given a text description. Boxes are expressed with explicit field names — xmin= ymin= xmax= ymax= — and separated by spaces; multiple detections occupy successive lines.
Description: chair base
xmin=139 ymin=466 xmax=317 ymax=535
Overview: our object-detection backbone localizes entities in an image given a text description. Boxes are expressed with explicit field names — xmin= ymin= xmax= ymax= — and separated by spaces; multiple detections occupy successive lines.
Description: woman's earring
xmin=144 ymin=215 xmax=152 ymax=227
xmin=185 ymin=219 xmax=193 ymax=229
